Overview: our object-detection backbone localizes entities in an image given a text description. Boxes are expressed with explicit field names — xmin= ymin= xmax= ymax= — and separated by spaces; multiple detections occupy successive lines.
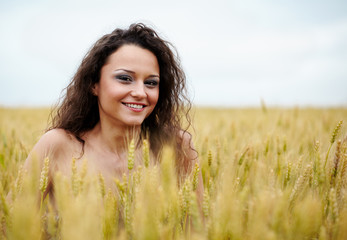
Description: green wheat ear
xmin=124 ymin=194 xmax=133 ymax=238
xmin=330 ymin=140 xmax=341 ymax=186
xmin=331 ymin=120 xmax=343 ymax=144
xmin=79 ymin=159 xmax=88 ymax=192
xmin=313 ymin=140 xmax=324 ymax=188
xmin=289 ymin=164 xmax=312 ymax=210
xmin=39 ymin=157 xmax=50 ymax=194
xmin=336 ymin=153 xmax=347 ymax=208
xmin=71 ymin=158 xmax=80 ymax=196
xmin=328 ymin=188 xmax=339 ymax=224
xmin=284 ymin=161 xmax=292 ymax=187
xmin=192 ymin=163 xmax=200 ymax=191
xmin=180 ymin=177 xmax=192 ymax=226
xmin=202 ymin=188 xmax=210 ymax=218
xmin=0 ymin=183 xmax=9 ymax=218
xmin=208 ymin=177 xmax=215 ymax=197
xmin=128 ymin=139 xmax=135 ymax=171
xmin=325 ymin=120 xmax=343 ymax=170
xmin=46 ymin=200 xmax=58 ymax=238
xmin=208 ymin=150 xmax=213 ymax=167
xmin=143 ymin=139 xmax=150 ymax=168
xmin=98 ymin=172 xmax=106 ymax=198
xmin=14 ymin=165 xmax=25 ymax=199
xmin=39 ymin=157 xmax=50 ymax=211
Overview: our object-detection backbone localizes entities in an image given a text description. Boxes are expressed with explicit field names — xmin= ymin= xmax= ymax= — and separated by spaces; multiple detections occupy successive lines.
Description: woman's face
xmin=94 ymin=44 xmax=160 ymax=127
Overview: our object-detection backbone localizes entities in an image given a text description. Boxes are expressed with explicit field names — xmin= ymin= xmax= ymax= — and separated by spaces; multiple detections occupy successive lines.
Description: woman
xmin=24 ymin=23 xmax=203 ymax=199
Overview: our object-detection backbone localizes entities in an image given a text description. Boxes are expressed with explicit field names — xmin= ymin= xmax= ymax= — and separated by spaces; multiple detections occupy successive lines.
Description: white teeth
xmin=125 ymin=103 xmax=144 ymax=109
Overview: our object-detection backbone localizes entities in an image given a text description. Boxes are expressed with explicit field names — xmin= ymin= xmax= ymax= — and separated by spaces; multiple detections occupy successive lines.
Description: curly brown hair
xmin=49 ymin=23 xmax=192 ymax=163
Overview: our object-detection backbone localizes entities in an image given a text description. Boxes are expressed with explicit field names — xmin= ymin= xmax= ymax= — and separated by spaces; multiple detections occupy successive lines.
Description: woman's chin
xmin=125 ymin=120 xmax=144 ymax=127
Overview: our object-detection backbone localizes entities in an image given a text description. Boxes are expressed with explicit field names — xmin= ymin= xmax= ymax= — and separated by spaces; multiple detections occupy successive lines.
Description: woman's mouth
xmin=123 ymin=103 xmax=146 ymax=111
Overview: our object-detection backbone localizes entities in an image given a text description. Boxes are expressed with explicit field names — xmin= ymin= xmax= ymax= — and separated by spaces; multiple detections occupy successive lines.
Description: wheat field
xmin=0 ymin=107 xmax=346 ymax=239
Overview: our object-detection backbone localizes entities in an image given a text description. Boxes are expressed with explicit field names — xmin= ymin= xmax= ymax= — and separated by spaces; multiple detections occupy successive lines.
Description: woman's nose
xmin=130 ymin=82 xmax=146 ymax=98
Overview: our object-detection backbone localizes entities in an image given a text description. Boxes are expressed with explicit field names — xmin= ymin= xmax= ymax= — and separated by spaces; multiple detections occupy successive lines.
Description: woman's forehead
xmin=103 ymin=45 xmax=159 ymax=75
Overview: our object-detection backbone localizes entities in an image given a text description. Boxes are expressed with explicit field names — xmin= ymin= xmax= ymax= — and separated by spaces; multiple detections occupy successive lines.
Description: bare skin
xmin=25 ymin=127 xmax=202 ymax=197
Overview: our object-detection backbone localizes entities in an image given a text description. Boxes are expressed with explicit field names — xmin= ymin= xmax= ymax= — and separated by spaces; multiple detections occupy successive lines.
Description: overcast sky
xmin=1 ymin=0 xmax=346 ymax=107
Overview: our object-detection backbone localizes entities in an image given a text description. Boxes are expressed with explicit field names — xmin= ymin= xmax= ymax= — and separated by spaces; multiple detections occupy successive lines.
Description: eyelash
xmin=145 ymin=80 xmax=159 ymax=87
xmin=116 ymin=75 xmax=132 ymax=82
xmin=116 ymin=75 xmax=159 ymax=87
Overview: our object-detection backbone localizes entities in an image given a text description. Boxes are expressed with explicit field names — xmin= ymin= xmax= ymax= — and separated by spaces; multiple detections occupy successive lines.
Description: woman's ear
xmin=91 ymin=84 xmax=98 ymax=96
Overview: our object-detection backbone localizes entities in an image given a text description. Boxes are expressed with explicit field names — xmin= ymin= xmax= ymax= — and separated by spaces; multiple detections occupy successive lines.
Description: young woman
xmin=24 ymin=23 xmax=203 ymax=199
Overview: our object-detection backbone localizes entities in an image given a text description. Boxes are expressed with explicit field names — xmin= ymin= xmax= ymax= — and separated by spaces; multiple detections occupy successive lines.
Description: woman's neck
xmin=87 ymin=121 xmax=141 ymax=155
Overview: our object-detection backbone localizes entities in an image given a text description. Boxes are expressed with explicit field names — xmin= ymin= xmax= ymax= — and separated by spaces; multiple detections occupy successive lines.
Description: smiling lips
xmin=123 ymin=102 xmax=146 ymax=112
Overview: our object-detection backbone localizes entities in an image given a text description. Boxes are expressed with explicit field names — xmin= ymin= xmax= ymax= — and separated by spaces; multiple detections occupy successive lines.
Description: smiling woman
xmin=93 ymin=45 xmax=160 ymax=127
xmin=22 ymin=23 xmax=203 ymax=201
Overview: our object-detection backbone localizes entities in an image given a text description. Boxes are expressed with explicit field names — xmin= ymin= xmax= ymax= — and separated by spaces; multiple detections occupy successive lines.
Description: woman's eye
xmin=116 ymin=75 xmax=132 ymax=82
xmin=145 ymin=80 xmax=159 ymax=87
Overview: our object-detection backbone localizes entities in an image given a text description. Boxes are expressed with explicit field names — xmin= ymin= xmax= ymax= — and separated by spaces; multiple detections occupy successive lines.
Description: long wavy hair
xmin=49 ymin=23 xmax=192 ymax=167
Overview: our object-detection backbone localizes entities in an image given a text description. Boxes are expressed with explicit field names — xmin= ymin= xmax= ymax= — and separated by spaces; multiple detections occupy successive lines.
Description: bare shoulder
xmin=177 ymin=129 xmax=194 ymax=148
xmin=40 ymin=128 xmax=77 ymax=144
xmin=177 ymin=129 xmax=192 ymax=143
xmin=35 ymin=129 xmax=77 ymax=153
xmin=176 ymin=129 xmax=198 ymax=161
xmin=25 ymin=129 xmax=80 ymax=167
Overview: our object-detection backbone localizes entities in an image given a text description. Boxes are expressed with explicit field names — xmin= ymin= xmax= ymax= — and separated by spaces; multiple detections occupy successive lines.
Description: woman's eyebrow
xmin=115 ymin=69 xmax=159 ymax=78
xmin=114 ymin=68 xmax=135 ymax=73
xmin=149 ymin=74 xmax=160 ymax=78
